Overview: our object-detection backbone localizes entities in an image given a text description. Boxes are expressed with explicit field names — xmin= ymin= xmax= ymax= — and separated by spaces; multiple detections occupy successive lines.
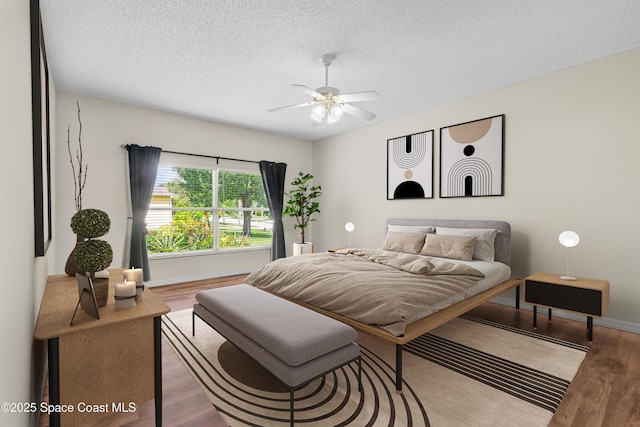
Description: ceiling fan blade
xmin=268 ymin=101 xmax=316 ymax=113
xmin=338 ymin=91 xmax=381 ymax=103
xmin=342 ymin=103 xmax=377 ymax=121
xmin=292 ymin=84 xmax=325 ymax=99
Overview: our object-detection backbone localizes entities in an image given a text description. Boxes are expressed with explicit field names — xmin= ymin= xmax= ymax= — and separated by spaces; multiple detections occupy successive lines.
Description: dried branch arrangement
xmin=67 ymin=101 xmax=88 ymax=212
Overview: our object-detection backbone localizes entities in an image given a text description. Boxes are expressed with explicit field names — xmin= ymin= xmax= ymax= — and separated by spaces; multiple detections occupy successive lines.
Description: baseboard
xmin=146 ymin=268 xmax=254 ymax=288
xmin=491 ymin=296 xmax=640 ymax=335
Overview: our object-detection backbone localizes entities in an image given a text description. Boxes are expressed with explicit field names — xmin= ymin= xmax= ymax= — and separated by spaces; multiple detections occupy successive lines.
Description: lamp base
xmin=560 ymin=275 xmax=577 ymax=281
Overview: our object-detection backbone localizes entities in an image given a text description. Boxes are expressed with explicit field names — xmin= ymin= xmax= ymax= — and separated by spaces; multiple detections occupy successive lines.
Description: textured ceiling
xmin=40 ymin=0 xmax=640 ymax=142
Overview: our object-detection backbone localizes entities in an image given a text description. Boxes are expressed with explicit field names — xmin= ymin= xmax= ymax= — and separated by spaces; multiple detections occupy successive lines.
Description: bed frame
xmin=282 ymin=218 xmax=521 ymax=393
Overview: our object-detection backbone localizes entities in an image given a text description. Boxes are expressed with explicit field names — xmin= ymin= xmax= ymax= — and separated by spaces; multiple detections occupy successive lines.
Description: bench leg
xmin=358 ymin=356 xmax=362 ymax=392
xmin=395 ymin=344 xmax=403 ymax=393
xmin=192 ymin=311 xmax=195 ymax=336
xmin=290 ymin=388 xmax=294 ymax=427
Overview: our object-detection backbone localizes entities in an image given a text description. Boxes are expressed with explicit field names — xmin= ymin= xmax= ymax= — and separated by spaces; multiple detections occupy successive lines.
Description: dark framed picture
xmin=387 ymin=130 xmax=434 ymax=199
xmin=71 ymin=274 xmax=101 ymax=325
xmin=439 ymin=114 xmax=505 ymax=198
xmin=31 ymin=0 xmax=52 ymax=256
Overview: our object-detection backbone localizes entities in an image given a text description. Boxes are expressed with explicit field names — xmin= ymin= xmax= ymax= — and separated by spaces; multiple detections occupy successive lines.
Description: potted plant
xmin=283 ymin=172 xmax=322 ymax=255
xmin=72 ymin=208 xmax=113 ymax=306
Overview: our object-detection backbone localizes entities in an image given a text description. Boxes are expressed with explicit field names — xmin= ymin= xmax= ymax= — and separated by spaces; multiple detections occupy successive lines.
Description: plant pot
xmin=293 ymin=242 xmax=314 ymax=256
xmin=65 ymin=235 xmax=85 ymax=276
xmin=92 ymin=278 xmax=110 ymax=307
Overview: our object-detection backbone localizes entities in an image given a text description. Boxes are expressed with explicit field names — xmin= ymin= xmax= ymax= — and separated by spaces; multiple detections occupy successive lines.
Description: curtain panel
xmin=126 ymin=144 xmax=162 ymax=281
xmin=259 ymin=161 xmax=287 ymax=260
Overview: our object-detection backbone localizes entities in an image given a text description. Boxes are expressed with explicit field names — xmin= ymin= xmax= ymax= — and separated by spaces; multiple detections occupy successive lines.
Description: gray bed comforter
xmin=244 ymin=249 xmax=484 ymax=336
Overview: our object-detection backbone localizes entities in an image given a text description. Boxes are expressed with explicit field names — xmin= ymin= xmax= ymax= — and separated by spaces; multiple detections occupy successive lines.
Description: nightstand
xmin=524 ymin=272 xmax=609 ymax=341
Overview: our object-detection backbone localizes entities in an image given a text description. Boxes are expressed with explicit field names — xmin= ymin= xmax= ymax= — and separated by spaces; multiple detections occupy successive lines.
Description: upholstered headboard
xmin=384 ymin=218 xmax=512 ymax=267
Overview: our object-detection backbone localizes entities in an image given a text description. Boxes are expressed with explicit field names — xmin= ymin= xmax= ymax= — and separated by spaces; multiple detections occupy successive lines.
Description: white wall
xmin=0 ymin=2 xmax=53 ymax=426
xmin=312 ymin=48 xmax=640 ymax=327
xmin=54 ymin=92 xmax=313 ymax=284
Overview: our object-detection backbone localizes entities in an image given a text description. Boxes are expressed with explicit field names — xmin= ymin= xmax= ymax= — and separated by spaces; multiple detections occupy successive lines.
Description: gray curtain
xmin=127 ymin=144 xmax=161 ymax=281
xmin=259 ymin=161 xmax=287 ymax=260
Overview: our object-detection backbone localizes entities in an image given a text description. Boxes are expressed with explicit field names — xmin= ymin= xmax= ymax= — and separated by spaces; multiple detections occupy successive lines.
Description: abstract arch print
xmin=387 ymin=130 xmax=434 ymax=199
xmin=439 ymin=115 xmax=504 ymax=197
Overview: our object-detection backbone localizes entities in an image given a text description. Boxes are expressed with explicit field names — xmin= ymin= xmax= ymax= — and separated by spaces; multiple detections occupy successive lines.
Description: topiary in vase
xmin=72 ymin=208 xmax=113 ymax=306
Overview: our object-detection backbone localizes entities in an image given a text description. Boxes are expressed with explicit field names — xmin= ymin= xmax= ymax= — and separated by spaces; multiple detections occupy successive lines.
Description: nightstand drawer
xmin=525 ymin=280 xmax=603 ymax=316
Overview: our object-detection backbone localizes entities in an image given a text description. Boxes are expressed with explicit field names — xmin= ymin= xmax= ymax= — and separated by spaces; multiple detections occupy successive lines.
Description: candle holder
xmin=115 ymin=280 xmax=137 ymax=310
xmin=124 ymin=267 xmax=144 ymax=302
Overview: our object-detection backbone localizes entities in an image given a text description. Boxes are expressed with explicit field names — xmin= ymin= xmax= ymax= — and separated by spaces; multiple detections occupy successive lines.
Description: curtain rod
xmin=121 ymin=144 xmax=260 ymax=165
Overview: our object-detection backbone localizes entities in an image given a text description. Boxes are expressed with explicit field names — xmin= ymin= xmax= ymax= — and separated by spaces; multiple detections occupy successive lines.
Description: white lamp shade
xmin=311 ymin=105 xmax=325 ymax=122
xmin=345 ymin=222 xmax=355 ymax=232
xmin=559 ymin=231 xmax=580 ymax=248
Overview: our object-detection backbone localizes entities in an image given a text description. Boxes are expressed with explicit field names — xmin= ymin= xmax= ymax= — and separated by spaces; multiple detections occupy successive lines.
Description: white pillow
xmin=435 ymin=227 xmax=499 ymax=262
xmin=387 ymin=224 xmax=434 ymax=234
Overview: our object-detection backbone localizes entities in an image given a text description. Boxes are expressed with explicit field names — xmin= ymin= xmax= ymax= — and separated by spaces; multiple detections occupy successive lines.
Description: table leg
xmin=515 ymin=285 xmax=520 ymax=309
xmin=47 ymin=338 xmax=60 ymax=427
xmin=532 ymin=305 xmax=537 ymax=328
xmin=587 ymin=316 xmax=593 ymax=341
xmin=548 ymin=308 xmax=552 ymax=321
xmin=154 ymin=316 xmax=162 ymax=427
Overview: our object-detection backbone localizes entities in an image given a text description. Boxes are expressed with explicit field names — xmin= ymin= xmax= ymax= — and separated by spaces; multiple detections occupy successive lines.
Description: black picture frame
xmin=439 ymin=114 xmax=505 ymax=198
xmin=31 ymin=0 xmax=52 ymax=256
xmin=71 ymin=274 xmax=101 ymax=325
xmin=387 ymin=130 xmax=434 ymax=199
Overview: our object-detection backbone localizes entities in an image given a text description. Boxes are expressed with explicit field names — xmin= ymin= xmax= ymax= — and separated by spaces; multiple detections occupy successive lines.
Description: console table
xmin=34 ymin=269 xmax=170 ymax=426
xmin=524 ymin=272 xmax=609 ymax=341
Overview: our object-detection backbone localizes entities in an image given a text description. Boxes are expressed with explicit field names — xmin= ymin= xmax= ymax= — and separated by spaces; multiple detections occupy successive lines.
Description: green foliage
xmin=71 ymin=208 xmax=111 ymax=238
xmin=283 ymin=172 xmax=322 ymax=244
xmin=219 ymin=171 xmax=267 ymax=207
xmin=148 ymin=166 xmax=273 ymax=253
xmin=146 ymin=225 xmax=187 ymax=253
xmin=168 ymin=168 xmax=213 ymax=207
xmin=146 ymin=221 xmax=272 ymax=253
xmin=173 ymin=211 xmax=213 ymax=249
xmin=70 ymin=208 xmax=113 ymax=275
xmin=73 ymin=239 xmax=113 ymax=273
xmin=219 ymin=231 xmax=250 ymax=248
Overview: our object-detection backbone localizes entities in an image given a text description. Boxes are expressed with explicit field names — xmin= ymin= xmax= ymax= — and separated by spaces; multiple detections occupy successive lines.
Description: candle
xmin=115 ymin=280 xmax=136 ymax=310
xmin=124 ymin=267 xmax=144 ymax=301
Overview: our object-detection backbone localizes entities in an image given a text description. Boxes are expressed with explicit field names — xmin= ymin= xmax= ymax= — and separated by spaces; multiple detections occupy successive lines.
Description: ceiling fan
xmin=268 ymin=54 xmax=381 ymax=126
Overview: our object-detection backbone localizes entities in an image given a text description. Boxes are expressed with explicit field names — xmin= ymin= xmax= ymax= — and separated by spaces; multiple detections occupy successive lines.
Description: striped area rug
xmin=163 ymin=309 xmax=588 ymax=427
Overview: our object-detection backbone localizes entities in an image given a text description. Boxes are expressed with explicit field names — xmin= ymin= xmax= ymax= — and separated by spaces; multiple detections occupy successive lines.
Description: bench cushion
xmin=193 ymin=303 xmax=360 ymax=387
xmin=195 ymin=284 xmax=357 ymax=367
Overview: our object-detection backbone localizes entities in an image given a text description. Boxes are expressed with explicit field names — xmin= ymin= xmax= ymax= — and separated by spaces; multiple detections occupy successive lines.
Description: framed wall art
xmin=31 ymin=0 xmax=52 ymax=256
xmin=387 ymin=130 xmax=434 ymax=199
xmin=439 ymin=114 xmax=504 ymax=198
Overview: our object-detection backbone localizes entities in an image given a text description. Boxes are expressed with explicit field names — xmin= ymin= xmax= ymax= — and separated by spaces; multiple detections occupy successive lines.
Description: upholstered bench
xmin=192 ymin=284 xmax=361 ymax=426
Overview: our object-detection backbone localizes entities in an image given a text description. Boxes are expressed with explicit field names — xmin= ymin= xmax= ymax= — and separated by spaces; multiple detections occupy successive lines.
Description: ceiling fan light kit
xmin=269 ymin=54 xmax=380 ymax=127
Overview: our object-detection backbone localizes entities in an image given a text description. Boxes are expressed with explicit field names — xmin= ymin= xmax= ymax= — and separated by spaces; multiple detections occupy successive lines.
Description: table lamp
xmin=559 ymin=231 xmax=580 ymax=280
xmin=345 ymin=222 xmax=355 ymax=248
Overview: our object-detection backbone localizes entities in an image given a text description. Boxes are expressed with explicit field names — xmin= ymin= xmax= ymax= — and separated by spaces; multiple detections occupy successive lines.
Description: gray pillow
xmin=387 ymin=224 xmax=434 ymax=234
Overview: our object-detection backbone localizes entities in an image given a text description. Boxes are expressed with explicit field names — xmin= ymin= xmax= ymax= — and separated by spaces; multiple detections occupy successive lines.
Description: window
xmin=146 ymin=165 xmax=272 ymax=255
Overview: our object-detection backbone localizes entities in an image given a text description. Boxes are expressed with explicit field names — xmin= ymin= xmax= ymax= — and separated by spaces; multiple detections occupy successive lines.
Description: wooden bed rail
xmin=281 ymin=277 xmax=522 ymax=392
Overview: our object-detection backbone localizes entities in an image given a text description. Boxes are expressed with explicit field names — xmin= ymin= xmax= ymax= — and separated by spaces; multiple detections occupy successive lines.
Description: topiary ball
xmin=73 ymin=239 xmax=113 ymax=273
xmin=71 ymin=209 xmax=111 ymax=239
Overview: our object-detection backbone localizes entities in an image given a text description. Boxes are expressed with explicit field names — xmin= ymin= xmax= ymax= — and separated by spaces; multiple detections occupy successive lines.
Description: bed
xmin=245 ymin=218 xmax=521 ymax=392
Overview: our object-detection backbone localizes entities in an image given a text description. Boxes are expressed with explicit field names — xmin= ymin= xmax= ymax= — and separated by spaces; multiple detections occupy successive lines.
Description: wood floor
xmin=40 ymin=274 xmax=640 ymax=426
